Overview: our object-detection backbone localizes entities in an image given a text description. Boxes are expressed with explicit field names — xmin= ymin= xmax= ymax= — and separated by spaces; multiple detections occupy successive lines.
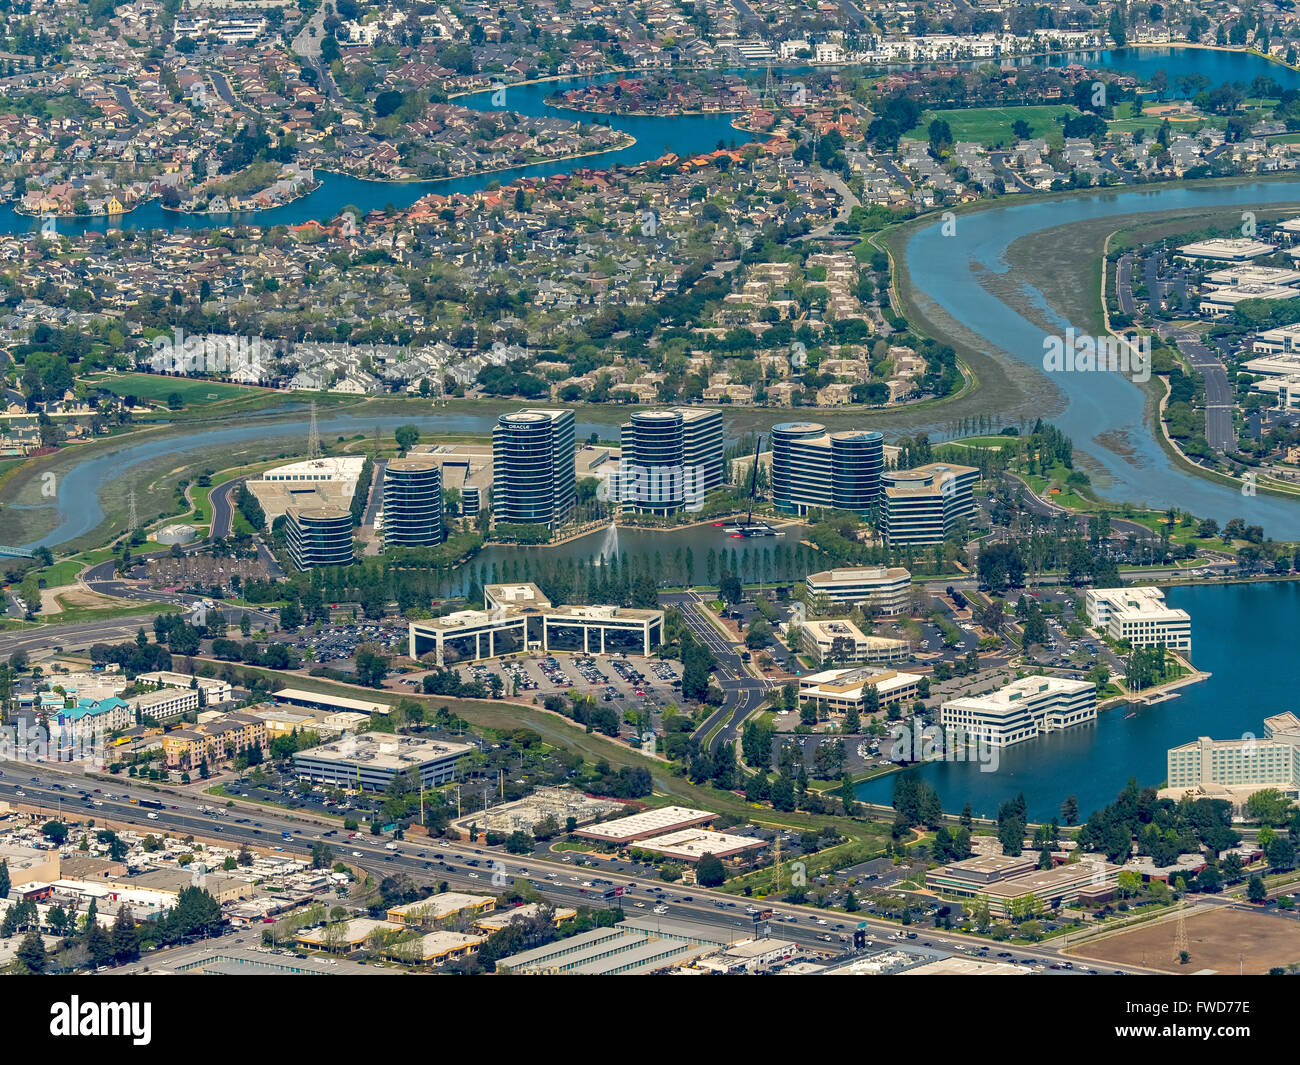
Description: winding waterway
xmin=14 ymin=48 xmax=1300 ymax=819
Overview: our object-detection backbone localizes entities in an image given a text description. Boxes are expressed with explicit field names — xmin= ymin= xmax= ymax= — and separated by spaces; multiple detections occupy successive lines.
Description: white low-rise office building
xmin=796 ymin=618 xmax=910 ymax=665
xmin=940 ymin=676 xmax=1097 ymax=748
xmin=797 ymin=667 xmax=923 ymax=717
xmin=1084 ymin=586 xmax=1191 ymax=652
xmin=408 ymin=583 xmax=662 ymax=665
xmin=805 ymin=566 xmax=912 ymax=614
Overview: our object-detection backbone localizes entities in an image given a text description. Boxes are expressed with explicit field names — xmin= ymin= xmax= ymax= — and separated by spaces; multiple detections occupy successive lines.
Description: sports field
xmin=902 ymin=105 xmax=1080 ymax=149
xmin=85 ymin=373 xmax=262 ymax=406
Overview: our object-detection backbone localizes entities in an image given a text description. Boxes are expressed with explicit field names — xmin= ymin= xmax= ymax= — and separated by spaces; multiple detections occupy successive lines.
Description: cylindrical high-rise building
xmin=619 ymin=407 xmax=724 ymax=514
xmin=383 ymin=456 xmax=444 ymax=547
xmin=830 ymin=430 xmax=884 ymax=514
xmin=771 ymin=421 xmax=830 ymax=513
xmin=771 ymin=423 xmax=883 ymax=517
xmin=492 ymin=409 xmax=576 ymax=529
xmin=285 ymin=507 xmax=354 ymax=570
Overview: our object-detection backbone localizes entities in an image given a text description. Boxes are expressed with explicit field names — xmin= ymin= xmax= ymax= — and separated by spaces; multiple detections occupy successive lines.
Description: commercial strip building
xmin=796 ymin=618 xmax=910 ymax=666
xmin=447 ymin=786 xmax=626 ymax=839
xmin=925 ymin=854 xmax=1122 ymax=918
xmin=407 ymin=582 xmax=663 ymax=665
xmin=940 ymin=676 xmax=1097 ymax=748
xmin=634 ymin=828 xmax=766 ymax=863
xmin=382 ymin=456 xmax=444 ymax=547
xmin=285 ymin=506 xmax=354 ymax=570
xmin=880 ymin=462 xmax=978 ymax=545
xmin=1165 ymin=711 xmax=1300 ymax=801
xmin=492 ymin=408 xmax=576 ymax=530
xmin=386 ymin=892 xmax=496 ymax=926
xmin=797 ymin=667 xmax=924 ymax=717
xmin=496 ymin=922 xmax=720 ymax=975
xmin=291 ymin=733 xmax=477 ymax=790
xmin=270 ymin=687 xmax=392 ymax=717
xmin=617 ymin=407 xmax=724 ymax=514
xmin=770 ymin=422 xmax=884 ymax=517
xmin=805 ymin=565 xmax=912 ymax=615
xmin=575 ymin=805 xmax=717 ymax=846
xmin=1084 ymin=586 xmax=1191 ymax=652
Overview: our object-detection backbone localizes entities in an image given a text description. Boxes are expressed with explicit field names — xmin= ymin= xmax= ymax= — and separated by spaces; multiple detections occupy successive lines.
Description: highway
xmin=0 ymin=764 xmax=1155 ymax=972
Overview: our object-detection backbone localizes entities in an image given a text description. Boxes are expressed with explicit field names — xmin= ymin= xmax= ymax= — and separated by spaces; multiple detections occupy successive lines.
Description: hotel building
xmin=1166 ymin=711 xmax=1300 ymax=797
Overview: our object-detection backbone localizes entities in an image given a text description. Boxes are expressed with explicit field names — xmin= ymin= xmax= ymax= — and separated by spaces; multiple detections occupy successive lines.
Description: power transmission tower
xmin=127 ymin=488 xmax=138 ymax=533
xmin=307 ymin=400 xmax=322 ymax=460
xmin=772 ymin=834 xmax=782 ymax=895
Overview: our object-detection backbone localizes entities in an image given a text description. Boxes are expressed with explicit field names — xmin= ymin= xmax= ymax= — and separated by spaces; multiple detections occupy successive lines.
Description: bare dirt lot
xmin=1069 ymin=907 xmax=1300 ymax=974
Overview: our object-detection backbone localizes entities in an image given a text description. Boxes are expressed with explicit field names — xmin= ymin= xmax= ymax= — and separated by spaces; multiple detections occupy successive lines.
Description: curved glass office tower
xmin=618 ymin=407 xmax=723 ymax=514
xmin=492 ymin=409 xmax=576 ymax=529
xmin=285 ymin=507 xmax=354 ymax=570
xmin=383 ymin=456 xmax=444 ymax=546
xmin=772 ymin=423 xmax=882 ymax=516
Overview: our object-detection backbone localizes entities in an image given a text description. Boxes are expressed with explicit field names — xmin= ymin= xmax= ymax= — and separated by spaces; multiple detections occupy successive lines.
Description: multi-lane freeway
xmin=0 ymin=764 xmax=1156 ymax=972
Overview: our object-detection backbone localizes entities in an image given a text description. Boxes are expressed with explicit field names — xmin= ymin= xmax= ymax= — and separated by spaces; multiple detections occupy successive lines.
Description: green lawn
xmin=84 ymin=373 xmax=262 ymax=407
xmin=904 ymin=105 xmax=1081 ymax=149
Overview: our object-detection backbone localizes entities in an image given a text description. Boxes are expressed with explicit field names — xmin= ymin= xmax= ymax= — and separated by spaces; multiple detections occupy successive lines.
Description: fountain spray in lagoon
xmin=593 ymin=521 xmax=619 ymax=565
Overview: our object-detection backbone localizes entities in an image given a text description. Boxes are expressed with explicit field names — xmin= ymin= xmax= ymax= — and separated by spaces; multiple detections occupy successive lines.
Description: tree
xmin=696 ymin=854 xmax=726 ymax=887
xmin=1061 ymin=795 xmax=1079 ymax=826
xmin=85 ymin=921 xmax=114 ymax=968
xmin=111 ymin=907 xmax=140 ymax=963
xmin=1247 ymin=875 xmax=1267 ymax=904
xmin=0 ymin=859 xmax=8 ymax=900
xmin=394 ymin=424 xmax=420 ymax=455
xmin=41 ymin=821 xmax=68 ymax=846
xmin=16 ymin=928 xmax=45 ymax=973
